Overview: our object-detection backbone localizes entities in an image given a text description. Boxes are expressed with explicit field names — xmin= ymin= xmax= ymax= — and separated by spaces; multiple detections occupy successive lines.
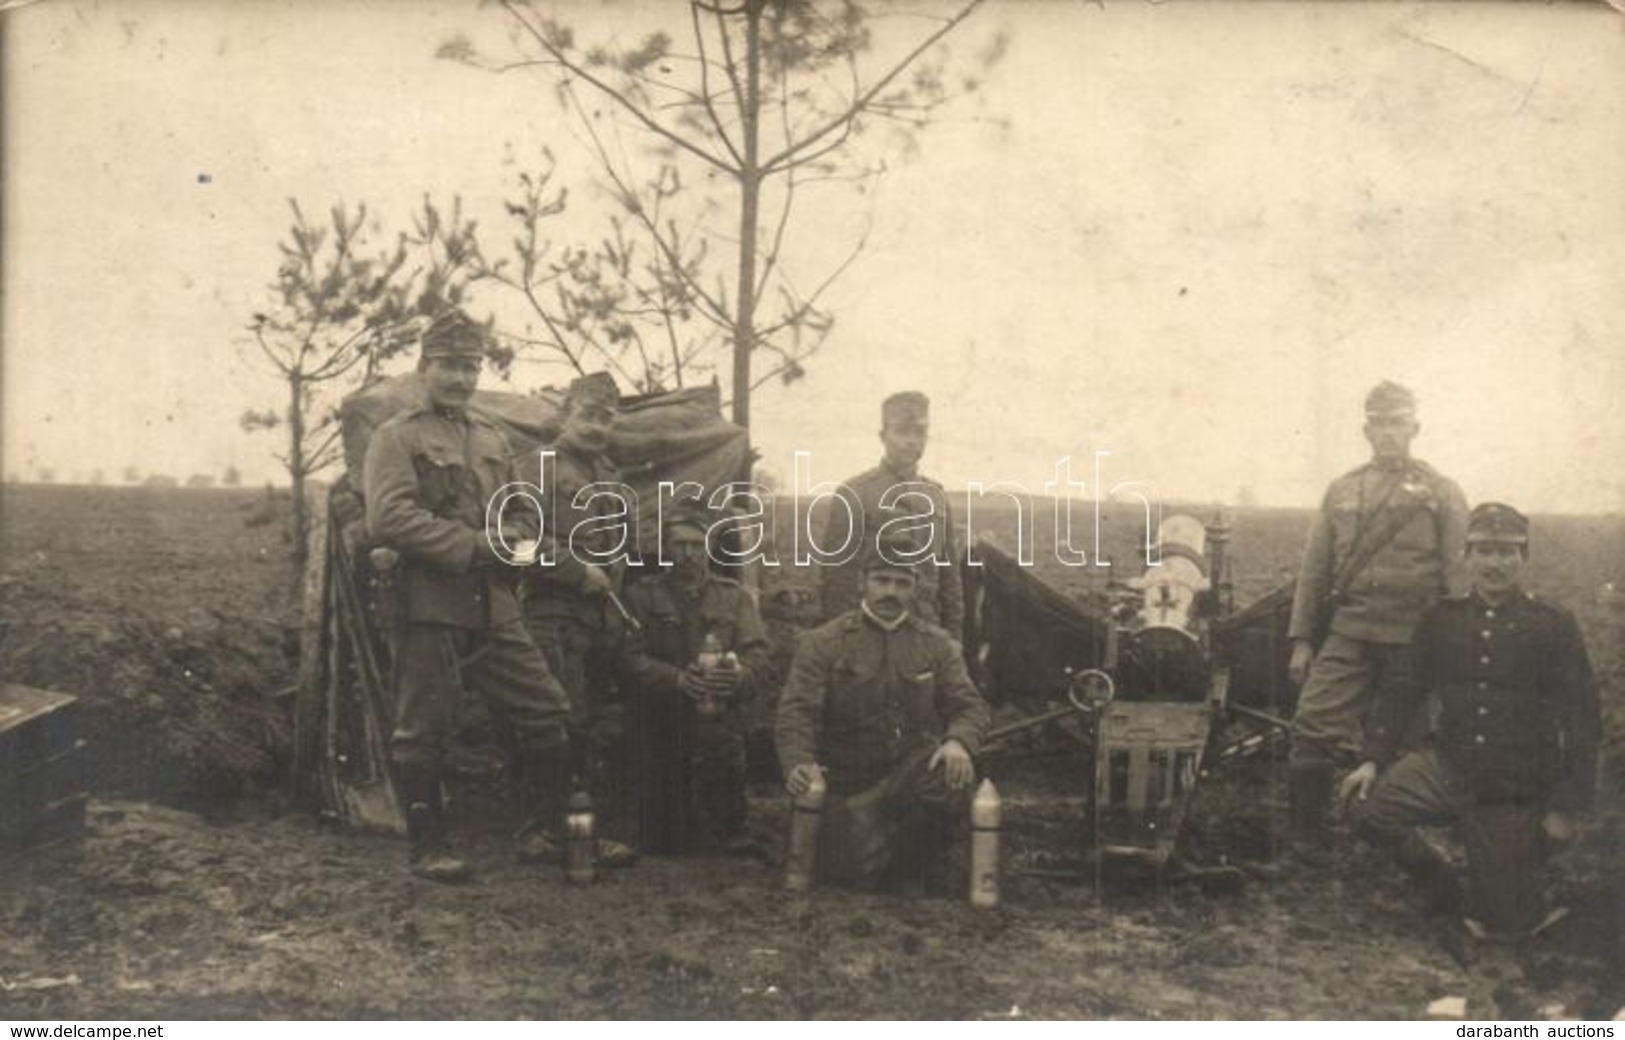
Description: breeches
xmin=1292 ymin=634 xmax=1412 ymax=766
xmin=390 ymin=621 xmax=572 ymax=766
xmin=1354 ymin=747 xmax=1547 ymax=935
xmin=817 ymin=746 xmax=973 ymax=893
xmin=523 ymin=612 xmax=619 ymax=736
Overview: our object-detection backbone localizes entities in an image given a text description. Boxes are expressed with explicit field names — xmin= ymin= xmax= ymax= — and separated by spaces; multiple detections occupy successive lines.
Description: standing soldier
xmin=1341 ymin=503 xmax=1598 ymax=941
xmin=363 ymin=310 xmax=574 ymax=882
xmin=517 ymin=371 xmax=638 ymax=866
xmin=621 ymin=508 xmax=772 ymax=855
xmin=778 ymin=530 xmax=989 ymax=893
xmin=819 ymin=392 xmax=964 ymax=640
xmin=1284 ymin=380 xmax=1470 ymax=864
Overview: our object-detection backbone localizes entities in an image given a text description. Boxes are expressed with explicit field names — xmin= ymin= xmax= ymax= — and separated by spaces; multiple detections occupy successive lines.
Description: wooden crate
xmin=0 ymin=683 xmax=87 ymax=847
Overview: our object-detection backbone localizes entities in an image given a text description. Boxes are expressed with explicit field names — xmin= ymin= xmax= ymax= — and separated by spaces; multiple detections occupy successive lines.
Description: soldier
xmin=621 ymin=508 xmax=772 ymax=855
xmin=1341 ymin=503 xmax=1598 ymax=941
xmin=818 ymin=392 xmax=964 ymax=639
xmin=363 ymin=310 xmax=574 ymax=882
xmin=516 ymin=370 xmax=637 ymax=866
xmin=1284 ymin=380 xmax=1470 ymax=863
xmin=778 ymin=530 xmax=990 ymax=893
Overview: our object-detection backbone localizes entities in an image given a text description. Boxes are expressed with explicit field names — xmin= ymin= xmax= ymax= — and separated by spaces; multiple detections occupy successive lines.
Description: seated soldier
xmin=1341 ymin=502 xmax=1599 ymax=942
xmin=776 ymin=528 xmax=990 ymax=893
xmin=621 ymin=507 xmax=772 ymax=855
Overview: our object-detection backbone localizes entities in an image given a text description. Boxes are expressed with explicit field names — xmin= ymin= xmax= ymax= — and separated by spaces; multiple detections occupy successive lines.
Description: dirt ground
xmin=2 ymin=485 xmax=1622 ymax=1019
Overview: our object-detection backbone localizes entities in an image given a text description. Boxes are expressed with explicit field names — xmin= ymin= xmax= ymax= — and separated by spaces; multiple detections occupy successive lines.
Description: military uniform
xmin=622 ymin=569 xmax=771 ymax=853
xmin=518 ymin=443 xmax=627 ymax=736
xmin=1281 ymin=382 xmax=1469 ymax=860
xmin=1289 ymin=456 xmax=1470 ymax=757
xmin=363 ymin=310 xmax=574 ymax=879
xmin=819 ymin=461 xmax=964 ymax=635
xmin=775 ymin=609 xmax=989 ymax=891
xmin=366 ymin=404 xmax=573 ymax=761
xmin=1355 ymin=581 xmax=1598 ymax=935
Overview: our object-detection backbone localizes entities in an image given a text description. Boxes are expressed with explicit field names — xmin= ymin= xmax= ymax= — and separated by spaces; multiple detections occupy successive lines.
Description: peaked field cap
xmin=1364 ymin=380 xmax=1417 ymax=419
xmin=882 ymin=391 xmax=929 ymax=426
xmin=1466 ymin=502 xmax=1529 ymax=546
xmin=567 ymin=371 xmax=620 ymax=410
xmin=863 ymin=527 xmax=924 ymax=572
xmin=420 ymin=310 xmax=488 ymax=359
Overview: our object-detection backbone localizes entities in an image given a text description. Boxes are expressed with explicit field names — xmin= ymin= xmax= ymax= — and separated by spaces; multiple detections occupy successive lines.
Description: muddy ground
xmin=2 ymin=485 xmax=1622 ymax=1019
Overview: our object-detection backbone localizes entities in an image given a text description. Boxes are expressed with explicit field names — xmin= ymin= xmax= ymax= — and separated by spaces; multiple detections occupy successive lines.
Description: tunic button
xmin=1477 ymin=706 xmax=1488 ymax=716
xmin=1480 ymin=630 xmax=1492 ymax=639
xmin=1474 ymin=734 xmax=1486 ymax=744
xmin=1485 ymin=610 xmax=1496 ymax=619
xmin=1479 ymin=656 xmax=1490 ymax=665
xmin=1477 ymin=682 xmax=1487 ymax=690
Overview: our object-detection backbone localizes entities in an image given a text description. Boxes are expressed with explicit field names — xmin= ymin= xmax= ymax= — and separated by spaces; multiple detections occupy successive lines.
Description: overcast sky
xmin=5 ymin=0 xmax=1622 ymax=512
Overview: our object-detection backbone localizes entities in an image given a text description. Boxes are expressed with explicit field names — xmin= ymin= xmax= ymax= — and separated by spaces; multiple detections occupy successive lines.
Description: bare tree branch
xmin=761 ymin=0 xmax=984 ymax=175
xmin=500 ymin=0 xmax=734 ymax=175
xmin=691 ymin=1 xmax=744 ymax=167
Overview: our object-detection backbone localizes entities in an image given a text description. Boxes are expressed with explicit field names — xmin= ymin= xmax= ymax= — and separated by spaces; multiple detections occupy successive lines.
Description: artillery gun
xmin=969 ymin=512 xmax=1298 ymax=886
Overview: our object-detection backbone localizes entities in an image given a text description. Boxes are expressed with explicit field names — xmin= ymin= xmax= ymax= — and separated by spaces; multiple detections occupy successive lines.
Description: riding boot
xmin=514 ymin=744 xmax=572 ymax=864
xmin=1285 ymin=762 xmax=1335 ymax=869
xmin=396 ymin=763 xmax=472 ymax=883
xmin=567 ymin=734 xmax=640 ymax=869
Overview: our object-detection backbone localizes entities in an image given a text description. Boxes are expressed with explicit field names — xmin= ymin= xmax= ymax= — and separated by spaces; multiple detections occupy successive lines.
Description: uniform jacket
xmin=818 ymin=459 xmax=964 ymax=636
xmin=1365 ymin=591 xmax=1599 ymax=811
xmin=622 ymin=571 xmax=772 ymax=702
xmin=1288 ymin=458 xmax=1468 ymax=645
xmin=363 ymin=404 xmax=525 ymax=629
xmin=516 ymin=444 xmax=626 ymax=623
xmin=776 ymin=609 xmax=989 ymax=795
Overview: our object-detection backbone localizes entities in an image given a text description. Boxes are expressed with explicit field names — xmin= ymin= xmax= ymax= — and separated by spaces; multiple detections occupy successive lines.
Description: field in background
xmin=1 ymin=483 xmax=1621 ymax=1018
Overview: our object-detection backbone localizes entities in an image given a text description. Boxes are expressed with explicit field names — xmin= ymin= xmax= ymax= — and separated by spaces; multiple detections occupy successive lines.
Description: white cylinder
xmin=969 ymin=778 xmax=1001 ymax=909
xmin=783 ymin=771 xmax=826 ymax=892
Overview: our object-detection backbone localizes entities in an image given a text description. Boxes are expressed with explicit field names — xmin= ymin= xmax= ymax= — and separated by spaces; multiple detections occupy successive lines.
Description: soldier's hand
xmin=1337 ymin=761 xmax=1379 ymax=815
xmin=473 ymin=538 xmax=510 ymax=569
xmin=1541 ymin=810 xmax=1575 ymax=845
xmin=677 ymin=666 xmax=714 ymax=700
xmin=1288 ymin=640 xmax=1315 ymax=686
xmin=785 ymin=763 xmax=824 ymax=797
xmin=579 ymin=565 xmax=612 ymax=596
xmin=705 ymin=658 xmax=743 ymax=694
xmin=929 ymin=739 xmax=975 ymax=790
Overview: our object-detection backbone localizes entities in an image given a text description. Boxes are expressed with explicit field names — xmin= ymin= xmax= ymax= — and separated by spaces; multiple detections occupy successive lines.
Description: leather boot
xmin=514 ymin=744 xmax=571 ymax=865
xmin=396 ymin=763 xmax=472 ymax=883
xmin=1284 ymin=762 xmax=1335 ymax=869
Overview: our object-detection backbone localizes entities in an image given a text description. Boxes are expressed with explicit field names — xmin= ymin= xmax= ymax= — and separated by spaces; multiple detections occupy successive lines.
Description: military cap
xmin=661 ymin=501 xmax=711 ymax=536
xmin=567 ymin=371 xmax=620 ymax=411
xmin=419 ymin=310 xmax=488 ymax=360
xmin=1466 ymin=502 xmax=1529 ymax=546
xmin=881 ymin=391 xmax=930 ymax=429
xmin=862 ymin=526 xmax=924 ymax=574
xmin=1364 ymin=380 xmax=1417 ymax=419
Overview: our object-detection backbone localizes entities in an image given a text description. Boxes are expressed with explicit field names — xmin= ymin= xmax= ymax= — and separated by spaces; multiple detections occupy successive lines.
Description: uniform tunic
xmin=817 ymin=460 xmax=964 ymax=637
xmin=1288 ymin=458 xmax=1469 ymax=763
xmin=621 ymin=571 xmax=771 ymax=852
xmin=1364 ymin=592 xmax=1598 ymax=810
xmin=1356 ymin=591 xmax=1599 ymax=934
xmin=516 ymin=444 xmax=628 ymax=734
xmin=1289 ymin=458 xmax=1469 ymax=645
xmin=776 ymin=610 xmax=989 ymax=890
xmin=363 ymin=403 xmax=571 ymax=765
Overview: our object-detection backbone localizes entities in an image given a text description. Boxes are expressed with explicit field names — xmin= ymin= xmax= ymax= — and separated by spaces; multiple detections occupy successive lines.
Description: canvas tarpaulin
xmin=966 ymin=537 xmax=1113 ymax=709
xmin=338 ymin=373 xmax=751 ymax=550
